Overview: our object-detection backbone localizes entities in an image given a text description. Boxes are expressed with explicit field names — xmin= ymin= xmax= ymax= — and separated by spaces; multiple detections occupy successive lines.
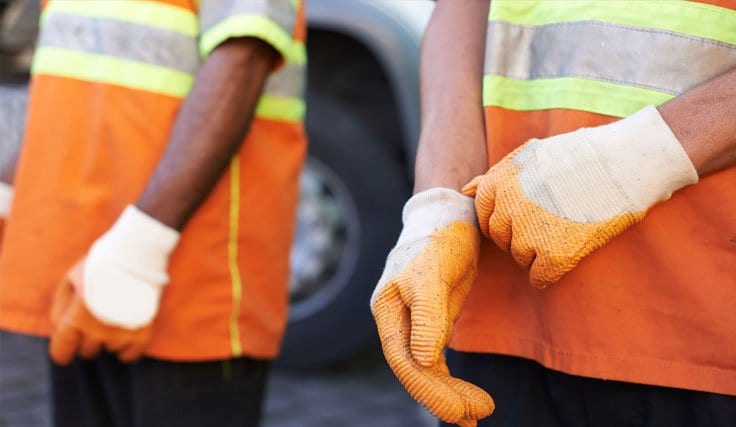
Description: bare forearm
xmin=137 ymin=38 xmax=277 ymax=230
xmin=659 ymin=66 xmax=736 ymax=176
xmin=413 ymin=0 xmax=490 ymax=193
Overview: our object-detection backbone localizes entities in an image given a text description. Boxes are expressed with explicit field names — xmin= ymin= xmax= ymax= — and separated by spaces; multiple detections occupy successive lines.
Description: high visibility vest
xmin=0 ymin=0 xmax=307 ymax=361
xmin=451 ymin=0 xmax=736 ymax=395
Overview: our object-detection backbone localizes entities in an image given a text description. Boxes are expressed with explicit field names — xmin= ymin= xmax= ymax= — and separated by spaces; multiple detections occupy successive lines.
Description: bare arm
xmin=137 ymin=37 xmax=278 ymax=230
xmin=413 ymin=0 xmax=490 ymax=193
xmin=660 ymin=66 xmax=736 ymax=176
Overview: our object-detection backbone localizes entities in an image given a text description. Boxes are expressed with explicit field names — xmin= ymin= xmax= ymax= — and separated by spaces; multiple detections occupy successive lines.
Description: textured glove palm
xmin=371 ymin=189 xmax=494 ymax=426
xmin=463 ymin=106 xmax=698 ymax=288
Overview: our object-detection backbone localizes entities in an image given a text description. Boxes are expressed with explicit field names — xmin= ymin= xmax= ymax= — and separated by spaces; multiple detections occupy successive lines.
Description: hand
xmin=49 ymin=261 xmax=154 ymax=364
xmin=49 ymin=206 xmax=179 ymax=365
xmin=463 ymin=106 xmax=698 ymax=288
xmin=371 ymin=189 xmax=494 ymax=426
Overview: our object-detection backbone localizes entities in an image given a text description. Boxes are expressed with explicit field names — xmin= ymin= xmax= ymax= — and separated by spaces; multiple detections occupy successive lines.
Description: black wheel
xmin=277 ymin=61 xmax=410 ymax=368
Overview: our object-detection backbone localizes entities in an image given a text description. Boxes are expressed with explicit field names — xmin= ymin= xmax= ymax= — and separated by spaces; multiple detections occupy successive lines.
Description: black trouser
xmin=50 ymin=352 xmax=268 ymax=427
xmin=442 ymin=350 xmax=736 ymax=427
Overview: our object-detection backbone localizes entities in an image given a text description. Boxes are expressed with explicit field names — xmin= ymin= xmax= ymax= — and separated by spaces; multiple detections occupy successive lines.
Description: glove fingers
xmin=457 ymin=419 xmax=478 ymax=427
xmin=488 ymin=208 xmax=512 ymax=251
xmin=447 ymin=376 xmax=495 ymax=421
xmin=116 ymin=339 xmax=146 ymax=364
xmin=375 ymin=288 xmax=466 ymax=423
xmin=510 ymin=233 xmax=536 ymax=270
xmin=406 ymin=287 xmax=449 ymax=367
xmin=374 ymin=285 xmax=409 ymax=347
xmin=50 ymin=279 xmax=75 ymax=327
xmin=105 ymin=333 xmax=129 ymax=353
xmin=461 ymin=175 xmax=483 ymax=197
xmin=528 ymin=252 xmax=569 ymax=289
xmin=49 ymin=323 xmax=82 ymax=366
xmin=473 ymin=173 xmax=499 ymax=239
xmin=78 ymin=336 xmax=103 ymax=359
xmin=447 ymin=262 xmax=477 ymax=326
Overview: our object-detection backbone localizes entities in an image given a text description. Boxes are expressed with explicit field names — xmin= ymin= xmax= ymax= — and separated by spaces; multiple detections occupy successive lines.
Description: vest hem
xmin=450 ymin=333 xmax=736 ymax=396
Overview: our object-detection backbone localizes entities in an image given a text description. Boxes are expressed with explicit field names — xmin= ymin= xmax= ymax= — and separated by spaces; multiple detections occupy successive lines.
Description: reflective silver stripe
xmin=485 ymin=20 xmax=736 ymax=95
xmin=263 ymin=62 xmax=304 ymax=98
xmin=199 ymin=0 xmax=295 ymax=35
xmin=39 ymin=12 xmax=199 ymax=75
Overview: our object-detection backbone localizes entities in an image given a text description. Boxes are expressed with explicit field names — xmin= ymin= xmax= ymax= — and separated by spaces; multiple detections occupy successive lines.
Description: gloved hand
xmin=463 ymin=105 xmax=698 ymax=288
xmin=49 ymin=205 xmax=180 ymax=365
xmin=371 ymin=188 xmax=494 ymax=426
xmin=0 ymin=182 xmax=12 ymax=243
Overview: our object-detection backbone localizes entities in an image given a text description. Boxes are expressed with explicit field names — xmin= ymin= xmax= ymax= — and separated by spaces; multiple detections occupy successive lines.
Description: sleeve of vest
xmin=198 ymin=0 xmax=300 ymax=64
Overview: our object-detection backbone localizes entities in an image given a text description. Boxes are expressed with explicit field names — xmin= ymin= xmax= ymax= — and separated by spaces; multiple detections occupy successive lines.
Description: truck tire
xmin=277 ymin=91 xmax=409 ymax=368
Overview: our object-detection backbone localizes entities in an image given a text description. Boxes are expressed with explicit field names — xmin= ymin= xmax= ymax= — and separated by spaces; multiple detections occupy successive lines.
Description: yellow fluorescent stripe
xmin=32 ymin=47 xmax=193 ymax=98
xmin=483 ymin=75 xmax=675 ymax=118
xmin=42 ymin=0 xmax=198 ymax=36
xmin=255 ymin=95 xmax=305 ymax=122
xmin=199 ymin=14 xmax=307 ymax=64
xmin=489 ymin=0 xmax=736 ymax=46
xmin=227 ymin=156 xmax=244 ymax=357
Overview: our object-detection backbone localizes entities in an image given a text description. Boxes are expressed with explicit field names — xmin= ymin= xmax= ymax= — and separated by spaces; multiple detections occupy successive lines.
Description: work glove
xmin=371 ymin=188 xmax=494 ymax=426
xmin=49 ymin=206 xmax=180 ymax=365
xmin=0 ymin=182 xmax=11 ymax=242
xmin=463 ymin=105 xmax=698 ymax=288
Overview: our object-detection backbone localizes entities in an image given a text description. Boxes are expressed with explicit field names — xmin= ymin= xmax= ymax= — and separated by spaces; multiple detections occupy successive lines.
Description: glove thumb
xmin=461 ymin=176 xmax=483 ymax=197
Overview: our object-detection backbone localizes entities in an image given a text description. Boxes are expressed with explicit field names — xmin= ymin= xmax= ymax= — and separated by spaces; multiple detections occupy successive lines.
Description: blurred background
xmin=0 ymin=0 xmax=438 ymax=425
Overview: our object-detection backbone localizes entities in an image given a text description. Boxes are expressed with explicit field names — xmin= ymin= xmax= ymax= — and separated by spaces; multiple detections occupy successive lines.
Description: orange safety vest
xmin=0 ymin=0 xmax=307 ymax=361
xmin=450 ymin=0 xmax=736 ymax=395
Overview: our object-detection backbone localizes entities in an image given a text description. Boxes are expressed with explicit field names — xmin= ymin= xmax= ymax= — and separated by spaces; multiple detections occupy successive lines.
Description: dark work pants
xmin=442 ymin=350 xmax=736 ymax=427
xmin=50 ymin=352 xmax=268 ymax=427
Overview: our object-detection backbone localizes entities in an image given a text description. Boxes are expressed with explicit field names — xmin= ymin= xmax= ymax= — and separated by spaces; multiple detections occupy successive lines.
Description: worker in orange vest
xmin=372 ymin=1 xmax=736 ymax=426
xmin=0 ymin=1 xmax=306 ymax=425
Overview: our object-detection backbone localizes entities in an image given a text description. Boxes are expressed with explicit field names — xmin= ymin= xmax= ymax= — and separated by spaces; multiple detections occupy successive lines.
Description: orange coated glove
xmin=49 ymin=261 xmax=154 ymax=364
xmin=371 ymin=189 xmax=494 ymax=426
xmin=463 ymin=106 xmax=698 ymax=288
xmin=49 ymin=205 xmax=180 ymax=365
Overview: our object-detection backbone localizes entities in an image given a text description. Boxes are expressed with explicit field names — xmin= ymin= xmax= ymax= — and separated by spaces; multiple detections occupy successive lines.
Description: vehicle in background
xmin=0 ymin=0 xmax=435 ymax=368
xmin=0 ymin=0 xmax=36 ymax=82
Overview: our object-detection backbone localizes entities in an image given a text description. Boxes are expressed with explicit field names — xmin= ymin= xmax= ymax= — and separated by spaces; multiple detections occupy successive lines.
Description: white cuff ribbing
xmin=96 ymin=205 xmax=181 ymax=275
xmin=83 ymin=205 xmax=180 ymax=328
xmin=597 ymin=105 xmax=698 ymax=207
xmin=397 ymin=188 xmax=477 ymax=247
xmin=0 ymin=183 xmax=12 ymax=217
xmin=514 ymin=106 xmax=698 ymax=223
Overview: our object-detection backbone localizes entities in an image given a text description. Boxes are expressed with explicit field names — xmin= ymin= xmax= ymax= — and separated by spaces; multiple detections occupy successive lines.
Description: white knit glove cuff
xmin=0 ymin=182 xmax=12 ymax=218
xmin=371 ymin=188 xmax=477 ymax=307
xmin=514 ymin=106 xmax=698 ymax=223
xmin=594 ymin=105 xmax=698 ymax=208
xmin=83 ymin=205 xmax=180 ymax=329
xmin=397 ymin=188 xmax=477 ymax=246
